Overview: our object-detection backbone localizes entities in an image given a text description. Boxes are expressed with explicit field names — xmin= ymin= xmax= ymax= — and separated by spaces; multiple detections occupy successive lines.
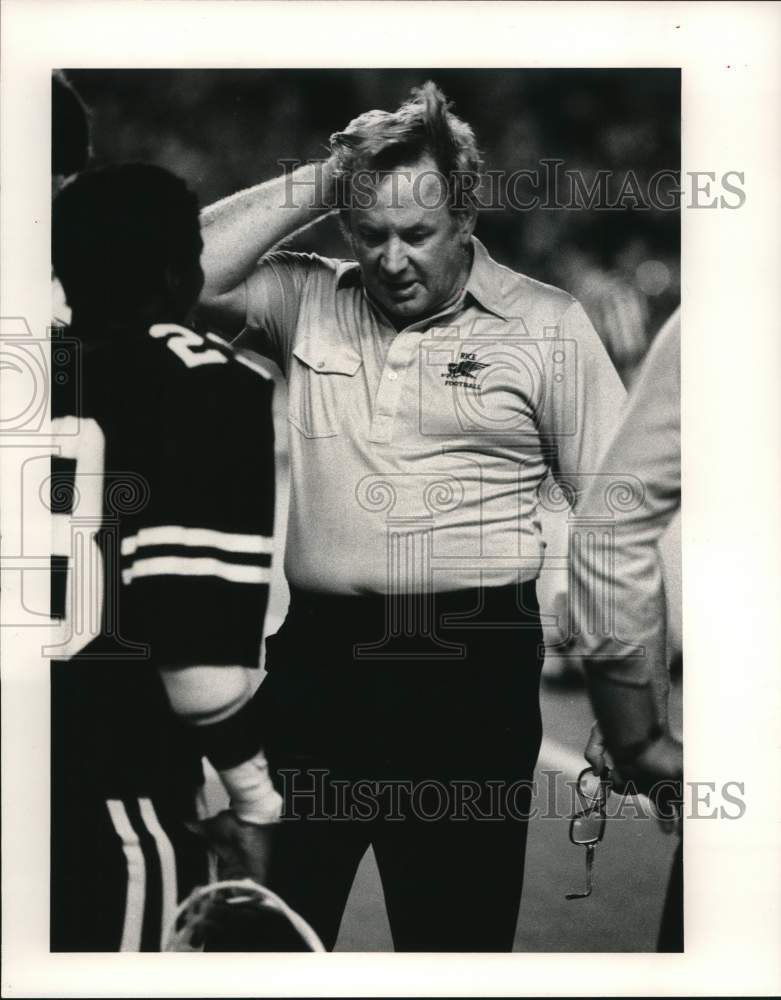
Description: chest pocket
xmin=288 ymin=341 xmax=363 ymax=439
xmin=418 ymin=340 xmax=541 ymax=442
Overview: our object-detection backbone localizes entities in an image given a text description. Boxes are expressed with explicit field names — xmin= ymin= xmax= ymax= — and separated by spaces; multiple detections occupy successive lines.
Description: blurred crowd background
xmin=64 ymin=68 xmax=680 ymax=386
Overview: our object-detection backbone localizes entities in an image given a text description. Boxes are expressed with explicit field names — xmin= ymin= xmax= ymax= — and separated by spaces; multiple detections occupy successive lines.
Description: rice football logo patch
xmin=441 ymin=353 xmax=489 ymax=390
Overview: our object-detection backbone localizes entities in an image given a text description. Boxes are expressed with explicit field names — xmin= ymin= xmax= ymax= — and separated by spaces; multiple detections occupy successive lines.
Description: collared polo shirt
xmin=240 ymin=237 xmax=625 ymax=595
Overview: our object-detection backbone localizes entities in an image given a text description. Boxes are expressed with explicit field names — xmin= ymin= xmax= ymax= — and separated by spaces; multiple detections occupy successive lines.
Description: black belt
xmin=286 ymin=580 xmax=539 ymax=627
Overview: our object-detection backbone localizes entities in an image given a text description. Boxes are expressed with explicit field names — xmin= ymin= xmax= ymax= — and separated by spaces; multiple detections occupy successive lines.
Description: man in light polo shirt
xmin=198 ymin=82 xmax=629 ymax=951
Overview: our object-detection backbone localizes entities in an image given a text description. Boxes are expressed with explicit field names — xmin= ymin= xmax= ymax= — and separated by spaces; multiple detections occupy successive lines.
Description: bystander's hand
xmin=584 ymin=721 xmax=609 ymax=777
xmin=615 ymin=732 xmax=683 ymax=827
xmin=583 ymin=722 xmax=682 ymax=830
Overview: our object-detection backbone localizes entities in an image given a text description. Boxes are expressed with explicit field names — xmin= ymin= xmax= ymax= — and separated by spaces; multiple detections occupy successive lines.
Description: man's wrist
xmin=583 ymin=672 xmax=663 ymax=763
xmin=610 ymin=722 xmax=665 ymax=767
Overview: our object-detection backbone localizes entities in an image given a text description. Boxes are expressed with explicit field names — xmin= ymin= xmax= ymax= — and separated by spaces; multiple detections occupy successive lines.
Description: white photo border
xmin=2 ymin=1 xmax=780 ymax=996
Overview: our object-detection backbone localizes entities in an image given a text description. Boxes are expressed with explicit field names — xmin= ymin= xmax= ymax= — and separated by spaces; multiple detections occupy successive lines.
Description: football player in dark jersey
xmin=50 ymin=163 xmax=281 ymax=950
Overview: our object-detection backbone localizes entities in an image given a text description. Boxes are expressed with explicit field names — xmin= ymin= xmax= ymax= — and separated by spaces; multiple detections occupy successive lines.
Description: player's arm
xmin=125 ymin=340 xmax=279 ymax=830
xmin=157 ymin=664 xmax=279 ymax=884
xmin=198 ymin=158 xmax=338 ymax=334
xmin=158 ymin=664 xmax=281 ymax=825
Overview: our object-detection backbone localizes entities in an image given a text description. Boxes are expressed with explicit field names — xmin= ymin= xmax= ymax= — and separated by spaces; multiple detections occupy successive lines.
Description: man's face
xmin=347 ymin=155 xmax=474 ymax=324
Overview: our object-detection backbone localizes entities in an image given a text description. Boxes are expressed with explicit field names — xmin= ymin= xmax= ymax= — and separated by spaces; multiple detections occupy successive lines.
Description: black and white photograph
xmin=2 ymin=2 xmax=780 ymax=997
xmin=48 ymin=65 xmax=684 ymax=955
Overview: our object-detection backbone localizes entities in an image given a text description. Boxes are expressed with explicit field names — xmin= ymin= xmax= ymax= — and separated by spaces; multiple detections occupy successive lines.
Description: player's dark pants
xmin=50 ymin=661 xmax=210 ymax=951
xmin=50 ymin=791 xmax=209 ymax=951
xmin=258 ymin=581 xmax=544 ymax=952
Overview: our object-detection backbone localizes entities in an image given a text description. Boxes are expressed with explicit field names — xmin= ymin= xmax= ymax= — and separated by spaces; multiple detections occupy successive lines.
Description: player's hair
xmin=52 ymin=71 xmax=91 ymax=178
xmin=329 ymin=81 xmax=484 ymax=216
xmin=52 ymin=163 xmax=203 ymax=323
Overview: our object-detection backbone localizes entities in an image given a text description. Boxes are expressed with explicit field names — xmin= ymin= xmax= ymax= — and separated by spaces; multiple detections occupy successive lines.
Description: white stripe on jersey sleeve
xmin=121 ymin=525 xmax=273 ymax=556
xmin=122 ymin=555 xmax=271 ymax=585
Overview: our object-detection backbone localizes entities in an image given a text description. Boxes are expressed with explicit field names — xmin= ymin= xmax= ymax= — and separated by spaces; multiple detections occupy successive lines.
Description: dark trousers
xmin=50 ymin=662 xmax=209 ymax=951
xmin=257 ymin=582 xmax=545 ymax=952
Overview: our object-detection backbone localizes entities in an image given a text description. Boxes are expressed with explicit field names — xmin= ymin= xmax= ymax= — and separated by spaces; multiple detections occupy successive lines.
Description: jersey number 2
xmin=149 ymin=324 xmax=228 ymax=368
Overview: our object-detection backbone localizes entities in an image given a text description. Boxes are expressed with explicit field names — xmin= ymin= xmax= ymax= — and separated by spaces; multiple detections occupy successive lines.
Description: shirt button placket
xmin=369 ymin=338 xmax=408 ymax=443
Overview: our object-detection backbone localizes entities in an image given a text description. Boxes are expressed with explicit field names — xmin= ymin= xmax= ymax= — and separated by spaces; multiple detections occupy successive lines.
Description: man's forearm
xmin=582 ymin=668 xmax=662 ymax=757
xmin=199 ymin=159 xmax=337 ymax=300
xmin=571 ymin=540 xmax=670 ymax=724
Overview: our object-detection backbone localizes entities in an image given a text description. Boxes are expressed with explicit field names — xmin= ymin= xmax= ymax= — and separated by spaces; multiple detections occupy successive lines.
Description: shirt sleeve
xmin=539 ymin=299 xmax=627 ymax=496
xmin=570 ymin=310 xmax=681 ymax=685
xmin=122 ymin=360 xmax=276 ymax=670
xmin=238 ymin=251 xmax=319 ymax=368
